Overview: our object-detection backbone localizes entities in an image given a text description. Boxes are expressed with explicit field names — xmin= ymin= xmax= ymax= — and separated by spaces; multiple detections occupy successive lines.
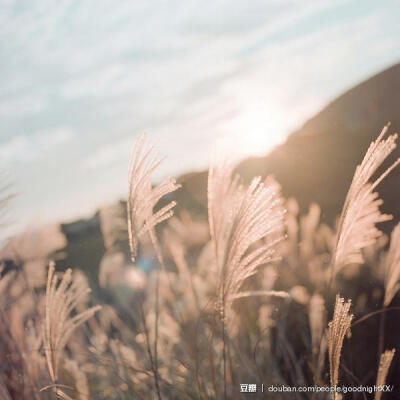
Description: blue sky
xmin=1 ymin=0 xmax=400 ymax=236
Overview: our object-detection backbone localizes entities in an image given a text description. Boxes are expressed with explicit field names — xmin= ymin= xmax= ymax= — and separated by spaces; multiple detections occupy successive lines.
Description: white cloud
xmin=1 ymin=0 xmax=400 ymax=234
xmin=82 ymin=137 xmax=131 ymax=170
xmin=0 ymin=127 xmax=73 ymax=165
xmin=0 ymin=135 xmax=33 ymax=164
xmin=0 ymin=93 xmax=47 ymax=117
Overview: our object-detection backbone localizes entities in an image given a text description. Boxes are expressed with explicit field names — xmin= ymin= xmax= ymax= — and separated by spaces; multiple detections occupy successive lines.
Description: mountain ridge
xmin=175 ymin=62 xmax=400 ymax=228
xmin=3 ymin=63 xmax=400 ymax=273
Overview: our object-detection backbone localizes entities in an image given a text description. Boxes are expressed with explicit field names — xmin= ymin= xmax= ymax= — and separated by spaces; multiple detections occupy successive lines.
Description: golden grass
xmin=0 ymin=126 xmax=399 ymax=399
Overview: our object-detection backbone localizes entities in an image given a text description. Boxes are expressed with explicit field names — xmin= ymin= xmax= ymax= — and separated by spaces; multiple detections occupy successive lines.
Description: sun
xmin=220 ymin=103 xmax=287 ymax=160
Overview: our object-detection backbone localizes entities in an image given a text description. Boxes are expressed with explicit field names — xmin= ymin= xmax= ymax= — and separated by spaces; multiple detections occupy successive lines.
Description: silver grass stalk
xmin=55 ymin=388 xmax=75 ymax=400
xmin=208 ymin=159 xmax=284 ymax=400
xmin=127 ymin=133 xmax=180 ymax=263
xmin=375 ymin=349 xmax=395 ymax=400
xmin=326 ymin=295 xmax=353 ymax=399
xmin=309 ymin=293 xmax=326 ymax=359
xmin=207 ymin=158 xmax=285 ymax=310
xmin=64 ymin=359 xmax=90 ymax=400
xmin=127 ymin=134 xmax=179 ymax=400
xmin=232 ymin=290 xmax=289 ymax=299
xmin=44 ymin=262 xmax=101 ymax=384
xmin=331 ymin=124 xmax=400 ymax=277
xmin=309 ymin=293 xmax=327 ymax=384
xmin=0 ymin=378 xmax=12 ymax=400
xmin=384 ymin=223 xmax=400 ymax=306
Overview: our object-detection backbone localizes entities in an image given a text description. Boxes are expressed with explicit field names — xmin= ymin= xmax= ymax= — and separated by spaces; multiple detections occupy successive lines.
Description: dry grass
xmin=326 ymin=295 xmax=353 ymax=399
xmin=43 ymin=263 xmax=101 ymax=398
xmin=331 ymin=124 xmax=400 ymax=278
xmin=383 ymin=223 xmax=400 ymax=306
xmin=207 ymin=157 xmax=285 ymax=311
xmin=0 ymin=126 xmax=400 ymax=399
xmin=127 ymin=133 xmax=180 ymax=264
xmin=375 ymin=349 xmax=395 ymax=400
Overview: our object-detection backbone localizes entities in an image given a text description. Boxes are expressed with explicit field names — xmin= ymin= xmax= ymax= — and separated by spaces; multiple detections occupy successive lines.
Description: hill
xmin=176 ymin=63 xmax=400 ymax=228
xmin=4 ymin=63 xmax=400 ymax=276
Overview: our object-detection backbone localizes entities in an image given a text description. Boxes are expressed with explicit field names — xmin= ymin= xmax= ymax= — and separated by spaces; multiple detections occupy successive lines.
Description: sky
xmin=1 ymin=0 xmax=400 ymax=236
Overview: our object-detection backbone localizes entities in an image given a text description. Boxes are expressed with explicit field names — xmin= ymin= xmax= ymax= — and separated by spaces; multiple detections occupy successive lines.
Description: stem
xmin=221 ymin=294 xmax=227 ymax=400
xmin=0 ymin=306 xmax=41 ymax=400
xmin=208 ymin=332 xmax=218 ymax=398
xmin=148 ymin=230 xmax=164 ymax=400
xmin=154 ymin=269 xmax=162 ymax=400
xmin=352 ymin=306 xmax=400 ymax=327
xmin=139 ymin=302 xmax=162 ymax=400
xmin=377 ymin=308 xmax=386 ymax=361
xmin=227 ymin=336 xmax=236 ymax=400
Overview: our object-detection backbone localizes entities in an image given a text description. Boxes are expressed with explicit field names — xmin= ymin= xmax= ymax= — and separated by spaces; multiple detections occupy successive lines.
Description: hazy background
xmin=1 ymin=0 xmax=400 ymax=236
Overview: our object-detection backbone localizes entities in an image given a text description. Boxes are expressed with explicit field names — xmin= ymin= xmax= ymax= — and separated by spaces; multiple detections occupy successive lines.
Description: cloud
xmin=0 ymin=127 xmax=73 ymax=165
xmin=1 ymin=0 xmax=400 ymax=234
xmin=0 ymin=92 xmax=47 ymax=117
xmin=82 ymin=137 xmax=131 ymax=170
xmin=0 ymin=135 xmax=32 ymax=164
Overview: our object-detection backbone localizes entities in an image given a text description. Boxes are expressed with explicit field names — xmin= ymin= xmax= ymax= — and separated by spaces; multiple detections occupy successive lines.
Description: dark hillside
xmin=176 ymin=63 xmax=400 ymax=229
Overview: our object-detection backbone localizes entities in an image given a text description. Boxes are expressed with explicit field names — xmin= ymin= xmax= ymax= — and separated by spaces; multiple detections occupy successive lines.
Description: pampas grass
xmin=2 ymin=124 xmax=400 ymax=399
xmin=43 ymin=262 xmax=101 ymax=395
xmin=207 ymin=159 xmax=285 ymax=310
xmin=309 ymin=293 xmax=326 ymax=362
xmin=0 ymin=379 xmax=12 ymax=400
xmin=384 ymin=223 xmax=400 ymax=306
xmin=127 ymin=134 xmax=181 ymax=400
xmin=331 ymin=124 xmax=400 ymax=277
xmin=326 ymin=295 xmax=353 ymax=399
xmin=207 ymin=158 xmax=285 ymax=399
xmin=127 ymin=133 xmax=180 ymax=264
xmin=375 ymin=349 xmax=395 ymax=400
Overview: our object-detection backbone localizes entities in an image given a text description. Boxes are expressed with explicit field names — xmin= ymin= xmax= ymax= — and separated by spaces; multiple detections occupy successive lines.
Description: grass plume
xmin=384 ymin=223 xmax=400 ymax=306
xmin=375 ymin=349 xmax=395 ymax=400
xmin=331 ymin=124 xmax=400 ymax=277
xmin=207 ymin=159 xmax=285 ymax=310
xmin=326 ymin=295 xmax=353 ymax=399
xmin=127 ymin=133 xmax=180 ymax=264
xmin=43 ymin=263 xmax=101 ymax=391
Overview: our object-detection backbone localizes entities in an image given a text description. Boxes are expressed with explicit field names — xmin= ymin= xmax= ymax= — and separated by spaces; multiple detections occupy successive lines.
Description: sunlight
xmin=220 ymin=102 xmax=288 ymax=160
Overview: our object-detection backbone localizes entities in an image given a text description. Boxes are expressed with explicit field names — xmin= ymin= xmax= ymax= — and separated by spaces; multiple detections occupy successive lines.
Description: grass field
xmin=1 ymin=125 xmax=400 ymax=399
